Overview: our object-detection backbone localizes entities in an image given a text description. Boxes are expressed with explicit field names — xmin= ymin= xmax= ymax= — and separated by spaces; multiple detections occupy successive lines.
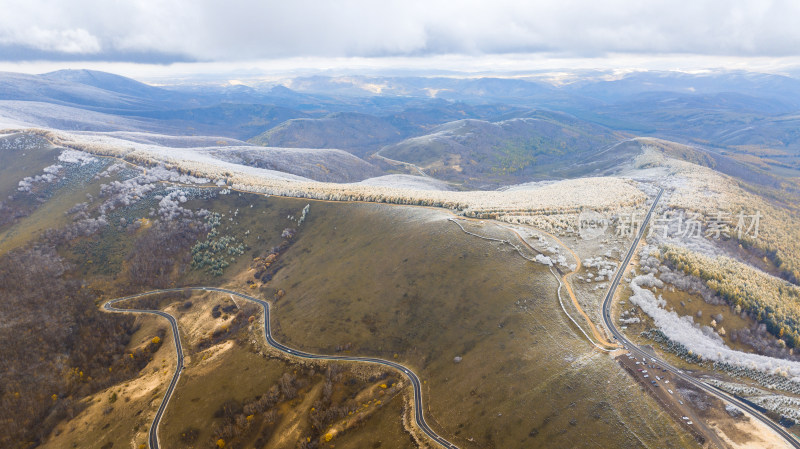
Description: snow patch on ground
xmin=64 ymin=134 xmax=313 ymax=183
xmin=58 ymin=149 xmax=97 ymax=165
xmin=0 ymin=116 xmax=32 ymax=128
xmin=501 ymin=180 xmax=560 ymax=191
xmin=354 ymin=174 xmax=453 ymax=191
xmin=17 ymin=148 xmax=102 ymax=191
xmin=0 ymin=100 xmax=159 ymax=132
xmin=629 ymin=273 xmax=800 ymax=380
xmin=75 ymin=131 xmax=251 ymax=148
xmin=707 ymin=379 xmax=800 ymax=420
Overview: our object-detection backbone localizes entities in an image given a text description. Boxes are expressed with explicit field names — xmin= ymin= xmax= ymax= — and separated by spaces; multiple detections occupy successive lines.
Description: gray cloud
xmin=1 ymin=0 xmax=800 ymax=63
xmin=0 ymin=45 xmax=195 ymax=64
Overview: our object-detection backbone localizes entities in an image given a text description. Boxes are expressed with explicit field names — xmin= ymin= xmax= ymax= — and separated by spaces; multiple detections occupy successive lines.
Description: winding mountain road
xmin=104 ymin=287 xmax=458 ymax=449
xmin=103 ymin=299 xmax=183 ymax=449
xmin=100 ymin=185 xmax=800 ymax=449
xmin=600 ymin=188 xmax=800 ymax=448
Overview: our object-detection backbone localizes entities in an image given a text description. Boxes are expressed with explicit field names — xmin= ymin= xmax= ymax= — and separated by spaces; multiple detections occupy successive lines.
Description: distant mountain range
xmin=1 ymin=68 xmax=799 ymax=187
xmin=378 ymin=112 xmax=626 ymax=186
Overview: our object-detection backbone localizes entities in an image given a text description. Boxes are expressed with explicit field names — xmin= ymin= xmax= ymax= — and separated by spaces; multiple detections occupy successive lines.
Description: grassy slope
xmin=0 ymin=133 xmax=60 ymax=197
xmin=40 ymin=314 xmax=173 ymax=449
xmin=378 ymin=116 xmax=625 ymax=186
xmin=159 ymin=341 xmax=286 ymax=447
xmin=0 ymin=141 xmax=695 ymax=448
xmin=266 ymin=200 xmax=696 ymax=448
xmin=25 ymin=184 xmax=418 ymax=448
xmin=0 ymin=171 xmax=109 ymax=255
xmin=638 ymin=139 xmax=800 ymax=284
xmin=249 ymin=112 xmax=404 ymax=158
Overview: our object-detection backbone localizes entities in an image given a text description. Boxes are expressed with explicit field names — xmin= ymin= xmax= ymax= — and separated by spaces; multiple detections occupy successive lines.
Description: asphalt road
xmin=103 ymin=300 xmax=183 ymax=449
xmin=600 ymin=188 xmax=800 ymax=448
xmin=104 ymin=287 xmax=458 ymax=449
xmin=100 ymin=186 xmax=800 ymax=449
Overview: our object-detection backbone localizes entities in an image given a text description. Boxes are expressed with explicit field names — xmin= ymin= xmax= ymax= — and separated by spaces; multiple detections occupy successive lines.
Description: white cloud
xmin=1 ymin=27 xmax=101 ymax=54
xmin=2 ymin=0 xmax=800 ymax=63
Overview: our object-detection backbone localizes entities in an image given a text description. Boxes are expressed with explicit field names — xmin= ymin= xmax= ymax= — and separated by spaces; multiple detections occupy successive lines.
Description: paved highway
xmin=103 ymin=300 xmax=183 ymax=449
xmin=100 ymin=186 xmax=800 ymax=449
xmin=104 ymin=287 xmax=458 ymax=449
xmin=600 ymin=188 xmax=800 ymax=448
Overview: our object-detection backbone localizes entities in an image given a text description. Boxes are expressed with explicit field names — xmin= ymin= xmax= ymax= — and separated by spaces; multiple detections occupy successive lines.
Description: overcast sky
xmin=2 ymin=0 xmax=800 ymax=77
